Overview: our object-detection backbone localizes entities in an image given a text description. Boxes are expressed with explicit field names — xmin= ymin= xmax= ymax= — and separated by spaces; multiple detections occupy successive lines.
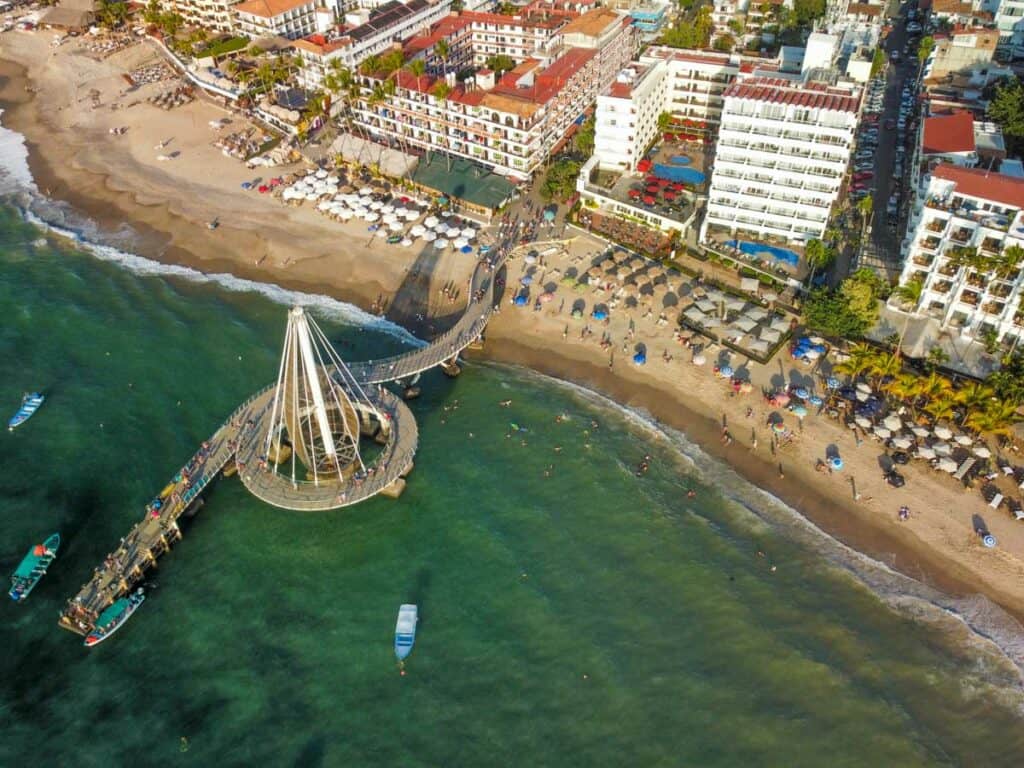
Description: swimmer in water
xmin=554 ymin=445 xmax=562 ymax=453
xmin=499 ymin=400 xmax=512 ymax=407
xmin=687 ymin=489 xmax=696 ymax=498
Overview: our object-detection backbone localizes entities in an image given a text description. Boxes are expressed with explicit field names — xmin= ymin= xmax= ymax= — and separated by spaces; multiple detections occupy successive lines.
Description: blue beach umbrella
xmin=513 ymin=295 xmax=528 ymax=306
xmin=544 ymin=208 xmax=556 ymax=222
xmin=830 ymin=456 xmax=843 ymax=471
xmin=825 ymin=376 xmax=840 ymax=389
xmin=719 ymin=365 xmax=733 ymax=378
xmin=793 ymin=387 xmax=809 ymax=400
xmin=791 ymin=404 xmax=808 ymax=418
xmin=521 ymin=275 xmax=533 ymax=285
xmin=808 ymin=395 xmax=824 ymax=407
xmin=633 ymin=352 xmax=647 ymax=365
xmin=983 ymin=534 xmax=997 ymax=548
xmin=592 ymin=310 xmax=608 ymax=321
xmin=460 ymin=245 xmax=473 ymax=253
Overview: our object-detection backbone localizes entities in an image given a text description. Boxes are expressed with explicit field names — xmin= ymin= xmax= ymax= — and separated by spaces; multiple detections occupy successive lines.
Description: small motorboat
xmin=9 ymin=533 xmax=60 ymax=602
xmin=8 ymin=392 xmax=44 ymax=431
xmin=84 ymin=589 xmax=145 ymax=647
xmin=394 ymin=604 xmax=418 ymax=662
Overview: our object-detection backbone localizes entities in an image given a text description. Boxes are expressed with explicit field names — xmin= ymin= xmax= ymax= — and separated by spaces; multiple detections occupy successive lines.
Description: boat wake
xmin=490 ymin=362 xmax=1024 ymax=699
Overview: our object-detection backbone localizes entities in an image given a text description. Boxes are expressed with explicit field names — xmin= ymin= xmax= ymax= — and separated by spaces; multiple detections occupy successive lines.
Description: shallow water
xmin=2 ymin=195 xmax=1024 ymax=765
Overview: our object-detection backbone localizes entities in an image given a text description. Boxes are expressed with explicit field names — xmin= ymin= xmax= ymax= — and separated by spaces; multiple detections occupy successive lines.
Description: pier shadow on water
xmin=386 ymin=242 xmax=465 ymax=336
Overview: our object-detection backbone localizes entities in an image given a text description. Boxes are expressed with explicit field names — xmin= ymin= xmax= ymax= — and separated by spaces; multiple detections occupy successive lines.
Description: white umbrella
xmin=974 ymin=445 xmax=992 ymax=458
xmin=404 ymin=211 xmax=419 ymax=221
xmin=388 ymin=220 xmax=404 ymax=231
xmin=873 ymin=426 xmax=892 ymax=439
xmin=381 ymin=204 xmax=395 ymax=214
xmin=855 ymin=416 xmax=872 ymax=429
xmin=422 ymin=230 xmax=436 ymax=242
xmin=692 ymin=354 xmax=706 ymax=366
xmin=954 ymin=434 xmax=973 ymax=446
xmin=359 ymin=186 xmax=373 ymax=195
xmin=317 ymin=201 xmax=333 ymax=211
xmin=315 ymin=169 xmax=328 ymax=179
xmin=304 ymin=192 xmax=319 ymax=201
xmin=856 ymin=382 xmax=872 ymax=394
xmin=933 ymin=442 xmax=952 ymax=456
xmin=934 ymin=425 xmax=953 ymax=440
xmin=916 ymin=446 xmax=936 ymax=459
xmin=363 ymin=212 xmax=379 ymax=222
xmin=434 ymin=238 xmax=449 ymax=249
xmin=401 ymin=238 xmax=413 ymax=247
xmin=938 ymin=457 xmax=958 ymax=473
xmin=461 ymin=227 xmax=476 ymax=239
xmin=453 ymin=237 xmax=469 ymax=249
xmin=855 ymin=390 xmax=870 ymax=402
xmin=910 ymin=425 xmax=930 ymax=438
xmin=410 ymin=225 xmax=426 ymax=237
xmin=892 ymin=436 xmax=913 ymax=449
xmin=424 ymin=216 xmax=439 ymax=228
xmin=369 ymin=201 xmax=383 ymax=210
xmin=338 ymin=210 xmax=353 ymax=220
xmin=883 ymin=414 xmax=903 ymax=431
xmin=382 ymin=214 xmax=398 ymax=224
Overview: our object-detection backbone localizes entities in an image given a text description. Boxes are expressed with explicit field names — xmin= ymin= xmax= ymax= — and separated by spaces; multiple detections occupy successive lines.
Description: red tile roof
xmin=922 ymin=112 xmax=974 ymax=155
xmin=723 ymin=77 xmax=860 ymax=114
xmin=932 ymin=163 xmax=1024 ymax=209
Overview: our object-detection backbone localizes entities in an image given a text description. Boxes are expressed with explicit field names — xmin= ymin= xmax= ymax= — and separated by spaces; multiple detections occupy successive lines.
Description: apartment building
xmin=592 ymin=61 xmax=669 ymax=171
xmin=292 ymin=0 xmax=453 ymax=89
xmin=700 ymin=75 xmax=861 ymax=244
xmin=896 ymin=164 xmax=1024 ymax=343
xmin=349 ymin=8 xmax=636 ymax=180
xmin=166 ymin=0 xmax=246 ymax=33
xmin=233 ymin=0 xmax=320 ymax=39
xmin=995 ymin=0 xmax=1024 ymax=54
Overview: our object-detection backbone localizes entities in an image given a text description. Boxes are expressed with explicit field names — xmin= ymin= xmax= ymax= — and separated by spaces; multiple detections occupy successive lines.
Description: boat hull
xmin=395 ymin=604 xmax=418 ymax=661
xmin=84 ymin=591 xmax=145 ymax=647
xmin=9 ymin=533 xmax=60 ymax=602
xmin=8 ymin=393 xmax=44 ymax=431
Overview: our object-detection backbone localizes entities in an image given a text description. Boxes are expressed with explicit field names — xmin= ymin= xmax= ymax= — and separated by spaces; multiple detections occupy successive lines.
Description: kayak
xmin=9 ymin=533 xmax=60 ymax=602
xmin=84 ymin=589 xmax=145 ymax=647
xmin=394 ymin=604 xmax=418 ymax=662
xmin=8 ymin=392 xmax=44 ymax=431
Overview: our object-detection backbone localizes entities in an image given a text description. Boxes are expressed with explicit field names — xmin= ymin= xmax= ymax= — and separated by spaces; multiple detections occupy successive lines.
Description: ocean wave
xmin=485 ymin=361 xmax=1024 ymax=692
xmin=0 ymin=108 xmax=37 ymax=195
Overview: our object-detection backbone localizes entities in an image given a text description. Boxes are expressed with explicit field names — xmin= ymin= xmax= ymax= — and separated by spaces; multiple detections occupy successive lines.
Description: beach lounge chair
xmin=988 ymin=493 xmax=1004 ymax=510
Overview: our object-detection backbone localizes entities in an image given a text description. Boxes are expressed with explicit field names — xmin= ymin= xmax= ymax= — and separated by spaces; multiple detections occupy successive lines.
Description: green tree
xmin=924 ymin=345 xmax=950 ymax=372
xmin=792 ymin=0 xmax=826 ymax=25
xmin=988 ymin=77 xmax=1024 ymax=155
xmin=891 ymin=276 xmax=924 ymax=351
xmin=714 ymin=34 xmax=736 ymax=52
xmin=435 ymin=39 xmax=450 ymax=77
xmin=870 ymin=47 xmax=886 ymax=77
xmin=143 ymin=0 xmax=161 ymax=24
xmin=541 ymin=158 xmax=582 ymax=201
xmin=987 ymin=351 xmax=1024 ymax=404
xmin=917 ymin=35 xmax=935 ymax=64
xmin=661 ymin=5 xmax=712 ymax=49
xmin=803 ymin=288 xmax=871 ymax=338
xmin=804 ymin=238 xmax=835 ymax=285
xmin=97 ymin=0 xmax=129 ymax=29
xmin=405 ymin=58 xmax=427 ymax=91
xmin=485 ymin=54 xmax=516 ymax=75
xmin=575 ymin=114 xmax=595 ymax=157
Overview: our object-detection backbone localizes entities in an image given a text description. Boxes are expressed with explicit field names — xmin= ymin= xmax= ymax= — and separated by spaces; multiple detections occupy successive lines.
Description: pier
xmin=59 ymin=249 xmax=510 ymax=637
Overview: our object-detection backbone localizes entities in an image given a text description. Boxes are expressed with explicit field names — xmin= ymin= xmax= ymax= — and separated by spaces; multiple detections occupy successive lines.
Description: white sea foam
xmin=488 ymin=361 xmax=1024 ymax=692
xmin=0 ymin=108 xmax=37 ymax=195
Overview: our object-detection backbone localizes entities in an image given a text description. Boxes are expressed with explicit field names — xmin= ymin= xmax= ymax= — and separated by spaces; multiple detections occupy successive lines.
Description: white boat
xmin=394 ymin=604 xmax=418 ymax=661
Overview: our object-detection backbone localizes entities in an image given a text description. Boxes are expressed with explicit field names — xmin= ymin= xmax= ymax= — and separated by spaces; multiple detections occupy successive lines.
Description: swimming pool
xmin=653 ymin=164 xmax=706 ymax=185
xmin=725 ymin=239 xmax=800 ymax=267
xmin=669 ymin=155 xmax=692 ymax=166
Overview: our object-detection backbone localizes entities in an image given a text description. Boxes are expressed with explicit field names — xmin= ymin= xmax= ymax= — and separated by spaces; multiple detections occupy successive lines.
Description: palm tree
xmin=405 ymin=59 xmax=427 ymax=91
xmin=431 ymin=81 xmax=453 ymax=172
xmin=923 ymin=391 xmax=957 ymax=423
xmin=956 ymin=381 xmax=995 ymax=427
xmin=868 ymin=350 xmax=901 ymax=387
xmin=833 ymin=342 xmax=878 ymax=380
xmin=945 ymin=245 xmax=982 ymax=272
xmin=804 ymin=238 xmax=834 ymax=286
xmin=891 ymin=276 xmax=924 ymax=353
xmin=435 ymin=39 xmax=450 ymax=78
xmin=996 ymin=243 xmax=1024 ymax=280
xmin=965 ymin=400 xmax=1019 ymax=436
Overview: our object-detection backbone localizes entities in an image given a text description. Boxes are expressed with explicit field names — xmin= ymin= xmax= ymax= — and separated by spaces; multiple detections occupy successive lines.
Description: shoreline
xmin=4 ymin=39 xmax=1024 ymax=645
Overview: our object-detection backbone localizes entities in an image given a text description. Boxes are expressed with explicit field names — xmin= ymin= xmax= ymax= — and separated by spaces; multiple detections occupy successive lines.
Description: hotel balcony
xmin=950 ymin=227 xmax=974 ymax=244
xmin=925 ymin=217 xmax=948 ymax=234
xmin=981 ymin=236 xmax=1004 ymax=255
xmin=982 ymin=301 xmax=1006 ymax=316
xmin=918 ymin=236 xmax=941 ymax=252
xmin=932 ymin=280 xmax=954 ymax=294
xmin=911 ymin=253 xmax=934 ymax=268
xmin=989 ymin=282 xmax=1014 ymax=299
xmin=959 ymin=290 xmax=981 ymax=307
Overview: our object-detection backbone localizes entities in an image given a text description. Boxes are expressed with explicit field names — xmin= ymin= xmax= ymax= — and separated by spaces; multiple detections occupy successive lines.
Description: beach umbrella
xmin=388 ymin=221 xmax=403 ymax=231
xmin=544 ymin=209 xmax=556 ymax=222
xmin=633 ymin=352 xmax=646 ymax=365
xmin=873 ymin=426 xmax=891 ymax=438
xmin=434 ymin=238 xmax=449 ymax=249
xmin=317 ymin=201 xmax=333 ymax=211
xmin=719 ymin=365 xmax=734 ymax=378
xmin=892 ymin=436 xmax=913 ymax=449
xmin=381 ymin=204 xmax=395 ymax=214
xmin=382 ymin=213 xmax=398 ymax=223
xmin=587 ymin=266 xmax=603 ymax=277
xmin=424 ymin=215 xmax=439 ymax=228
xmin=855 ymin=390 xmax=869 ymax=402
xmin=983 ymin=534 xmax=997 ymax=548
xmin=514 ymin=295 xmax=528 ymax=307
xmin=628 ymin=189 xmax=642 ymax=198
xmin=422 ymin=231 xmax=436 ymax=242
xmin=830 ymin=456 xmax=843 ymax=471
xmin=772 ymin=422 xmax=786 ymax=433
xmin=974 ymin=445 xmax=992 ymax=458
xmin=404 ymin=211 xmax=419 ymax=221
xmin=401 ymin=238 xmax=413 ymax=247
xmin=883 ymin=414 xmax=903 ymax=431
xmin=461 ymin=228 xmax=476 ymax=239
xmin=410 ymin=225 xmax=426 ymax=237
xmin=808 ymin=395 xmax=823 ymax=407
xmin=369 ymin=201 xmax=383 ymax=210
xmin=338 ymin=210 xmax=353 ymax=221
xmin=642 ymin=195 xmax=656 ymax=205
xmin=938 ymin=457 xmax=958 ymax=473
xmin=524 ymin=254 xmax=538 ymax=265
xmin=916 ymin=446 xmax=936 ymax=459
xmin=364 ymin=212 xmax=379 ymax=222
xmin=933 ymin=442 xmax=952 ymax=456
xmin=520 ymin=275 xmax=533 ymax=286
xmin=793 ymin=387 xmax=809 ymax=400
xmin=856 ymin=382 xmax=872 ymax=394
xmin=773 ymin=393 xmax=791 ymax=406
xmin=910 ymin=425 xmax=930 ymax=438
xmin=791 ymin=404 xmax=808 ymax=418
xmin=461 ymin=245 xmax=473 ymax=253
xmin=613 ymin=251 xmax=631 ymax=263
xmin=692 ymin=354 xmax=706 ymax=366
xmin=359 ymin=186 xmax=373 ymax=195
xmin=453 ymin=237 xmax=469 ymax=249
xmin=954 ymin=434 xmax=973 ymax=446
xmin=854 ymin=416 xmax=872 ymax=429
xmin=934 ymin=425 xmax=953 ymax=440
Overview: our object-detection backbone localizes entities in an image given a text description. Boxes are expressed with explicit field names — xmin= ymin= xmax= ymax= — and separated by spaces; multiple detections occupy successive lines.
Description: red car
xmin=854 ymin=171 xmax=874 ymax=181
xmin=851 ymin=182 xmax=869 ymax=192
xmin=863 ymin=114 xmax=879 ymax=123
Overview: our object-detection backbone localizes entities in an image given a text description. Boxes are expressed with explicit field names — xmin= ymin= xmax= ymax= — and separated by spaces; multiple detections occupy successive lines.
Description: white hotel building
xmin=895 ymin=164 xmax=1024 ymax=343
xmin=700 ymin=75 xmax=861 ymax=244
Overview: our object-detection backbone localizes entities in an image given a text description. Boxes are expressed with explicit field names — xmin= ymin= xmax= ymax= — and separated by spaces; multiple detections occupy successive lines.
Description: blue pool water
xmin=653 ymin=164 xmax=705 ymax=185
xmin=669 ymin=155 xmax=692 ymax=165
xmin=725 ymin=239 xmax=801 ymax=267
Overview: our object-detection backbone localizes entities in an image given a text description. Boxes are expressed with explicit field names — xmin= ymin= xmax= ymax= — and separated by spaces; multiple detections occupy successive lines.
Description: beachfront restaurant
xmin=407 ymin=155 xmax=517 ymax=221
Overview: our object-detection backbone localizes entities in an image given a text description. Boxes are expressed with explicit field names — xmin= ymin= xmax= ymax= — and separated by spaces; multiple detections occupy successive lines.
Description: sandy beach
xmin=4 ymin=29 xmax=1024 ymax=640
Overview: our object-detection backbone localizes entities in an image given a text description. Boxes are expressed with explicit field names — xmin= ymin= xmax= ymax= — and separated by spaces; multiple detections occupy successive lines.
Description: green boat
xmin=84 ymin=589 xmax=145 ymax=647
xmin=9 ymin=533 xmax=60 ymax=602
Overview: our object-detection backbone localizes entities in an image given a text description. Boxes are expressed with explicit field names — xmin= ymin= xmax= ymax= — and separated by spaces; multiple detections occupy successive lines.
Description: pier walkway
xmin=58 ymin=244 xmax=520 ymax=637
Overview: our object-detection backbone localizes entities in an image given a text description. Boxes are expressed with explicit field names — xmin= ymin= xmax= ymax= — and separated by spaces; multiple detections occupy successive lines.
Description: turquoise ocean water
xmin=2 ymin=132 xmax=1024 ymax=766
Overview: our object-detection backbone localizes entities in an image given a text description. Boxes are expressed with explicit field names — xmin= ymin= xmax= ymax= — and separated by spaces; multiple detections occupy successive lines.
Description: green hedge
xmin=198 ymin=36 xmax=249 ymax=59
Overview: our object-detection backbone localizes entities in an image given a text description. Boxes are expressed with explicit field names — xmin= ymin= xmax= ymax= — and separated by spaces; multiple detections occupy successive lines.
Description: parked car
xmin=885 ymin=118 xmax=896 ymax=129
xmin=854 ymin=171 xmax=874 ymax=181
